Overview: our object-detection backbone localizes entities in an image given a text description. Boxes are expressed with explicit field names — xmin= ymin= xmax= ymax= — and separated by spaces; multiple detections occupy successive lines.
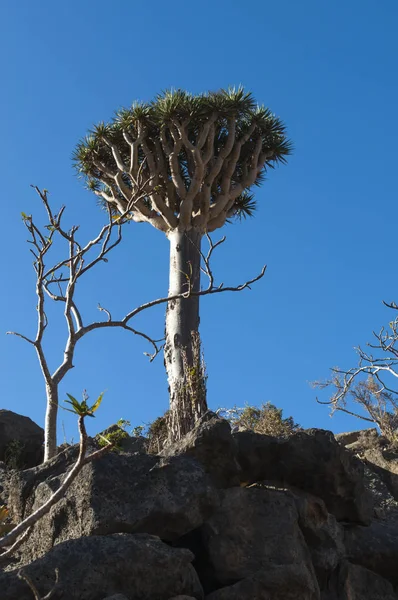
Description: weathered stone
xmin=169 ymin=597 xmax=197 ymax=600
xmin=362 ymin=463 xmax=398 ymax=520
xmin=102 ymin=596 xmax=130 ymax=600
xmin=205 ymin=564 xmax=319 ymax=599
xmin=343 ymin=428 xmax=388 ymax=453
xmin=162 ymin=412 xmax=240 ymax=487
xmin=293 ymin=490 xmax=345 ymax=588
xmin=362 ymin=448 xmax=398 ymax=500
xmin=234 ymin=428 xmax=373 ymax=523
xmin=322 ymin=561 xmax=398 ymax=600
xmin=335 ymin=430 xmax=366 ymax=447
xmin=201 ymin=486 xmax=319 ymax=595
xmin=344 ymin=519 xmax=398 ymax=587
xmin=9 ymin=443 xmax=85 ymax=521
xmin=0 ymin=533 xmax=204 ymax=600
xmin=0 ymin=410 xmax=44 ymax=468
xmin=339 ymin=427 xmax=398 ymax=511
xmin=11 ymin=451 xmax=219 ymax=564
xmin=0 ymin=461 xmax=10 ymax=505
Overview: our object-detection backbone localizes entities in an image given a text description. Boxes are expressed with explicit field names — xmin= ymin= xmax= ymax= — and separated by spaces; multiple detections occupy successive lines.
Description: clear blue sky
xmin=1 ymin=0 xmax=397 ymax=441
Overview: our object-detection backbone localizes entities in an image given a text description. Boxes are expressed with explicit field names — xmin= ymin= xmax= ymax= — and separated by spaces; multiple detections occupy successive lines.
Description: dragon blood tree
xmin=74 ymin=88 xmax=291 ymax=441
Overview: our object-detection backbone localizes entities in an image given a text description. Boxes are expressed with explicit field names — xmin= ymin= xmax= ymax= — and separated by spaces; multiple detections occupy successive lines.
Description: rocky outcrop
xmin=322 ymin=561 xmax=397 ymax=600
xmin=0 ymin=534 xmax=204 ymax=600
xmin=344 ymin=519 xmax=398 ymax=587
xmin=0 ymin=410 xmax=44 ymax=468
xmin=201 ymin=486 xmax=318 ymax=593
xmin=206 ymin=564 xmax=319 ymax=600
xmin=9 ymin=452 xmax=219 ymax=564
xmin=161 ymin=412 xmax=240 ymax=487
xmin=3 ymin=413 xmax=398 ymax=599
xmin=234 ymin=428 xmax=373 ymax=524
xmin=293 ymin=489 xmax=345 ymax=587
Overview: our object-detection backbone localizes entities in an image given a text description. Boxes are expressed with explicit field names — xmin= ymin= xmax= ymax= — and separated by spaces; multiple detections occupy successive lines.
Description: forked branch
xmin=313 ymin=302 xmax=398 ymax=441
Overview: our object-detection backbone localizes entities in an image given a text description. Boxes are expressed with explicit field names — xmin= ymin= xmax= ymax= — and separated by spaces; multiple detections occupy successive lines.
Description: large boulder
xmin=205 ymin=564 xmax=319 ymax=600
xmin=9 ymin=451 xmax=219 ymax=564
xmin=234 ymin=428 xmax=373 ymax=523
xmin=293 ymin=490 xmax=345 ymax=589
xmin=335 ymin=428 xmax=384 ymax=449
xmin=337 ymin=427 xmax=398 ymax=517
xmin=0 ymin=533 xmax=204 ymax=600
xmin=0 ymin=410 xmax=43 ymax=468
xmin=362 ymin=463 xmax=398 ymax=520
xmin=322 ymin=561 xmax=398 ymax=600
xmin=161 ymin=412 xmax=240 ymax=487
xmin=344 ymin=519 xmax=398 ymax=587
xmin=200 ymin=485 xmax=319 ymax=595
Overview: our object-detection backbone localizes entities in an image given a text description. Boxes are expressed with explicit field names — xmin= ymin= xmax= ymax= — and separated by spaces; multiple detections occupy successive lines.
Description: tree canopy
xmin=74 ymin=87 xmax=292 ymax=233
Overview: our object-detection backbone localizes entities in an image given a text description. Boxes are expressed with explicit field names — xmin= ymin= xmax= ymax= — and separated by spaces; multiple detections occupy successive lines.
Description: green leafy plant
xmin=64 ymin=390 xmax=104 ymax=418
xmin=146 ymin=412 xmax=170 ymax=454
xmin=97 ymin=428 xmax=129 ymax=452
xmin=0 ymin=505 xmax=14 ymax=536
xmin=132 ymin=425 xmax=144 ymax=437
xmin=117 ymin=418 xmax=131 ymax=429
xmin=4 ymin=439 xmax=25 ymax=470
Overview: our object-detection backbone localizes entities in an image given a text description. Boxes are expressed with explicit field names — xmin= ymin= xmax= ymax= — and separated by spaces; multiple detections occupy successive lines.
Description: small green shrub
xmin=219 ymin=402 xmax=300 ymax=437
xmin=146 ymin=412 xmax=170 ymax=454
xmin=97 ymin=427 xmax=129 ymax=452
xmin=0 ymin=505 xmax=14 ymax=535
xmin=4 ymin=439 xmax=25 ymax=470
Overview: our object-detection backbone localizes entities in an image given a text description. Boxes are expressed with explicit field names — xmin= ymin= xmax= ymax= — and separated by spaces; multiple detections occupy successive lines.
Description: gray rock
xmin=362 ymin=463 xmax=398 ymax=520
xmin=0 ymin=410 xmax=43 ymax=468
xmin=322 ymin=561 xmax=398 ymax=600
xmin=201 ymin=485 xmax=319 ymax=594
xmin=293 ymin=489 xmax=345 ymax=588
xmin=9 ymin=443 xmax=84 ymax=521
xmin=11 ymin=451 xmax=219 ymax=564
xmin=234 ymin=428 xmax=373 ymax=524
xmin=344 ymin=519 xmax=398 ymax=587
xmin=338 ymin=428 xmax=398 ymax=514
xmin=102 ymin=596 xmax=130 ymax=600
xmin=344 ymin=428 xmax=388 ymax=453
xmin=335 ymin=429 xmax=378 ymax=447
xmin=169 ymin=597 xmax=197 ymax=600
xmin=0 ymin=461 xmax=10 ymax=505
xmin=0 ymin=533 xmax=204 ymax=600
xmin=205 ymin=564 xmax=320 ymax=599
xmin=161 ymin=412 xmax=240 ymax=487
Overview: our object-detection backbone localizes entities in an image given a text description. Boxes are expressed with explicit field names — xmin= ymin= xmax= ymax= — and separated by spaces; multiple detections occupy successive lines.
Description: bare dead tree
xmin=313 ymin=300 xmax=398 ymax=441
xmin=8 ymin=187 xmax=266 ymax=460
xmin=18 ymin=568 xmax=59 ymax=600
xmin=0 ymin=398 xmax=113 ymax=562
xmin=74 ymin=87 xmax=291 ymax=441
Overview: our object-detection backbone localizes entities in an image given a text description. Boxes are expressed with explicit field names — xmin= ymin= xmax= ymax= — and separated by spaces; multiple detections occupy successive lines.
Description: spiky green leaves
xmin=64 ymin=391 xmax=104 ymax=418
xmin=230 ymin=191 xmax=257 ymax=221
xmin=74 ymin=86 xmax=291 ymax=230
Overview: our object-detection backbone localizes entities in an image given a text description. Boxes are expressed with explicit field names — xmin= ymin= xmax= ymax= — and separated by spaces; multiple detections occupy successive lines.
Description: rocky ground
xmin=1 ymin=409 xmax=398 ymax=599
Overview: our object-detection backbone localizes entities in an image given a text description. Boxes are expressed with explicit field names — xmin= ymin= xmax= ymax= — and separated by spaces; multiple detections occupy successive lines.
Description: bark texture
xmin=43 ymin=385 xmax=58 ymax=463
xmin=165 ymin=230 xmax=207 ymax=442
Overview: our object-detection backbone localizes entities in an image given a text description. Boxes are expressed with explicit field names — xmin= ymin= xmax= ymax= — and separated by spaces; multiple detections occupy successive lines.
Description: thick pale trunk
xmin=44 ymin=383 xmax=58 ymax=462
xmin=165 ymin=229 xmax=207 ymax=442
